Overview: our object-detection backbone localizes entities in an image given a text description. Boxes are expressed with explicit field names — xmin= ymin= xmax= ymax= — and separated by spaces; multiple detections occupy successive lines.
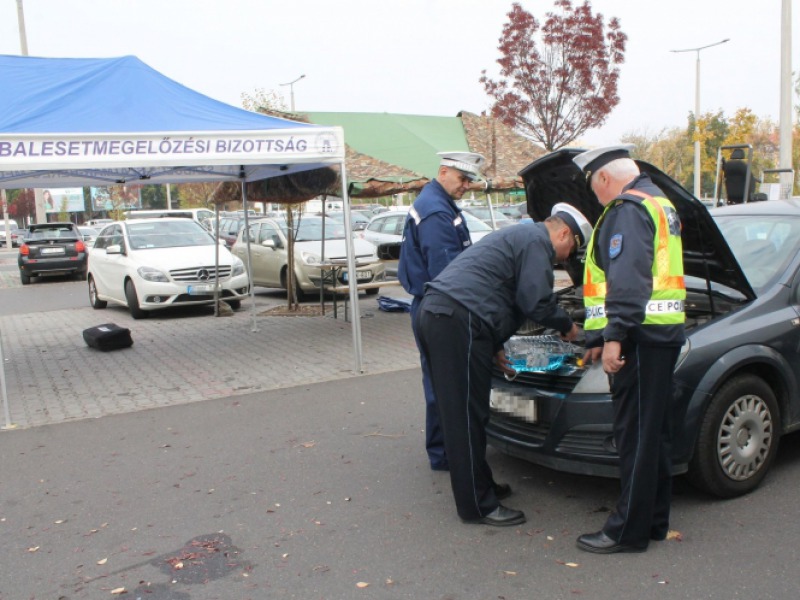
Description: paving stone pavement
xmin=0 ymin=243 xmax=420 ymax=429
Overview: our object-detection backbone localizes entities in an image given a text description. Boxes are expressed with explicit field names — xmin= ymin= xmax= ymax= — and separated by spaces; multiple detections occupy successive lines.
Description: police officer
xmin=415 ymin=209 xmax=590 ymax=526
xmin=398 ymin=151 xmax=485 ymax=471
xmin=573 ymin=145 xmax=686 ymax=553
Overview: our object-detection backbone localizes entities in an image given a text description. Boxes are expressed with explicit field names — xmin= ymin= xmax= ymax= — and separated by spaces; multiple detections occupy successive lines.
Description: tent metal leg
xmin=1 ymin=328 xmax=17 ymax=430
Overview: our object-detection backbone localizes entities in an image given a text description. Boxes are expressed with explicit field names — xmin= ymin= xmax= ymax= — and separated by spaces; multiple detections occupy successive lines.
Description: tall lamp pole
xmin=279 ymin=74 xmax=306 ymax=112
xmin=671 ymin=38 xmax=730 ymax=199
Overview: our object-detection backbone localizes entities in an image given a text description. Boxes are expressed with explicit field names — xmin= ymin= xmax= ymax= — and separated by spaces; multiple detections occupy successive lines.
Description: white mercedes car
xmin=87 ymin=218 xmax=250 ymax=318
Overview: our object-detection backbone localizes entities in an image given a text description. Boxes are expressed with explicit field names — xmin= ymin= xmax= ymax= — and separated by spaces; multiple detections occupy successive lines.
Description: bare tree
xmin=481 ymin=0 xmax=626 ymax=151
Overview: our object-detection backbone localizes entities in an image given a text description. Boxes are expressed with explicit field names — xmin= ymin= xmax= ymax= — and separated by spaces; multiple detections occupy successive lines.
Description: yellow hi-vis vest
xmin=583 ymin=189 xmax=686 ymax=331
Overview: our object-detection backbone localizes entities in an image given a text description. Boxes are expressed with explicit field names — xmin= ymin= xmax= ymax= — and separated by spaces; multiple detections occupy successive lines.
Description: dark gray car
xmin=487 ymin=148 xmax=800 ymax=498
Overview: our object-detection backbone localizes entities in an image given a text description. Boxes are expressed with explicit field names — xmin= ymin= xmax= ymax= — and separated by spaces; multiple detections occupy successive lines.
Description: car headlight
xmin=137 ymin=266 xmax=169 ymax=282
xmin=231 ymin=259 xmax=245 ymax=277
xmin=300 ymin=251 xmax=322 ymax=265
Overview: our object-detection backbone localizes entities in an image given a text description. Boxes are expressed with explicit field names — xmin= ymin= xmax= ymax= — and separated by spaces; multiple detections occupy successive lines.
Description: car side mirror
xmin=261 ymin=239 xmax=276 ymax=250
xmin=106 ymin=244 xmax=122 ymax=255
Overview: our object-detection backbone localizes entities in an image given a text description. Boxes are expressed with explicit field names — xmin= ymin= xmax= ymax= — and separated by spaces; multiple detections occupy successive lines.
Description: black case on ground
xmin=82 ymin=323 xmax=133 ymax=351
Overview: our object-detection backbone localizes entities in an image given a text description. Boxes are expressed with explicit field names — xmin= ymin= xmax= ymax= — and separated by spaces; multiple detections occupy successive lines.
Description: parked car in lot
xmin=78 ymin=226 xmax=99 ymax=246
xmin=18 ymin=222 xmax=87 ymax=284
xmin=462 ymin=206 xmax=516 ymax=229
xmin=361 ymin=209 xmax=493 ymax=246
xmin=87 ymin=218 xmax=249 ymax=319
xmin=215 ymin=216 xmax=248 ymax=248
xmin=0 ymin=221 xmax=22 ymax=247
xmin=487 ymin=148 xmax=800 ymax=499
xmin=231 ymin=215 xmax=385 ymax=299
xmin=323 ymin=210 xmax=371 ymax=231
xmin=84 ymin=218 xmax=113 ymax=228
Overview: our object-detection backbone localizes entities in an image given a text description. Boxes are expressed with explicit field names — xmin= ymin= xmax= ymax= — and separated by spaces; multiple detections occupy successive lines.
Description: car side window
xmin=93 ymin=225 xmax=115 ymax=250
xmin=367 ymin=218 xmax=383 ymax=233
xmin=258 ymin=223 xmax=280 ymax=245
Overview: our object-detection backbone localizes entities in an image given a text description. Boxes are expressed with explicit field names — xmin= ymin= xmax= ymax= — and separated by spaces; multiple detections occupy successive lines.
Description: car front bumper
xmin=300 ymin=260 xmax=386 ymax=291
xmin=134 ymin=272 xmax=251 ymax=310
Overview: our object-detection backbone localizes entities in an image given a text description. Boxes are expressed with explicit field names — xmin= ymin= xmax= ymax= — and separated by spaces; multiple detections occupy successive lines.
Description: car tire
xmin=88 ymin=276 xmax=107 ymax=309
xmin=20 ymin=272 xmax=31 ymax=285
xmin=688 ymin=374 xmax=779 ymax=498
xmin=365 ymin=287 xmax=380 ymax=296
xmin=124 ymin=279 xmax=147 ymax=319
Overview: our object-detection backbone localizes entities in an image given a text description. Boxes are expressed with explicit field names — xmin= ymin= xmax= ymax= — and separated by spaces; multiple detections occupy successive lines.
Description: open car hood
xmin=518 ymin=148 xmax=755 ymax=300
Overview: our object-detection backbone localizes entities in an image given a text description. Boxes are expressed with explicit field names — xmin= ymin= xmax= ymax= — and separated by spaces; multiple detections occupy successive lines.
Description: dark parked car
xmin=18 ymin=222 xmax=87 ymax=284
xmin=487 ymin=148 xmax=800 ymax=498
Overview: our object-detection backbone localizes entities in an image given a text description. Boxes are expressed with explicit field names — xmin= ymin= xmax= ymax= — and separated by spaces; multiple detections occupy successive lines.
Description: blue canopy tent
xmin=0 ymin=55 xmax=367 ymax=427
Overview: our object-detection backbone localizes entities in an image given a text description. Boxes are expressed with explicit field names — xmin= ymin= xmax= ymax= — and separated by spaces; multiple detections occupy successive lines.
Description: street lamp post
xmin=671 ymin=38 xmax=730 ymax=199
xmin=279 ymin=74 xmax=306 ymax=112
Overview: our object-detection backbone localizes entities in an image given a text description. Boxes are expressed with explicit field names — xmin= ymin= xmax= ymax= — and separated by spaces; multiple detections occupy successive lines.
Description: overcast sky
xmin=0 ymin=0 xmax=796 ymax=147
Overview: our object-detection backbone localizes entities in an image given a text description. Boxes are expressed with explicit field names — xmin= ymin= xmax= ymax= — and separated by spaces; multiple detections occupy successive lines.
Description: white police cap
xmin=572 ymin=144 xmax=635 ymax=175
xmin=551 ymin=202 xmax=592 ymax=248
xmin=438 ymin=151 xmax=486 ymax=181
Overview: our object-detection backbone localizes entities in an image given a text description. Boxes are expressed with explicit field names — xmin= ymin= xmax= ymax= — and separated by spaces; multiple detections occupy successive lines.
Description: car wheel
xmin=227 ymin=299 xmax=241 ymax=310
xmin=688 ymin=374 xmax=779 ymax=498
xmin=20 ymin=272 xmax=31 ymax=285
xmin=365 ymin=287 xmax=380 ymax=296
xmin=88 ymin=276 xmax=107 ymax=309
xmin=124 ymin=279 xmax=147 ymax=319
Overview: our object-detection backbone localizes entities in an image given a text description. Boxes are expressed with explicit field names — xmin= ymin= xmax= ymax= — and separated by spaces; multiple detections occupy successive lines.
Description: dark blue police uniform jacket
xmin=398 ymin=179 xmax=472 ymax=297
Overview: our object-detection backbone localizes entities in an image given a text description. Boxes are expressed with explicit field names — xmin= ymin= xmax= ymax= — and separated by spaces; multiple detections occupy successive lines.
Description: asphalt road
xmin=2 ymin=251 xmax=800 ymax=599
xmin=3 ymin=370 xmax=800 ymax=600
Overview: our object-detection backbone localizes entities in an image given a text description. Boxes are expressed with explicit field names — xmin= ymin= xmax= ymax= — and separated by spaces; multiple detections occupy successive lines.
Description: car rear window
xmin=27 ymin=226 xmax=79 ymax=240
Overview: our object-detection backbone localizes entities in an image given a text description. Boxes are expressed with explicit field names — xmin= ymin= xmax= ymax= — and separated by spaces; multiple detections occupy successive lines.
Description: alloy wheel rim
xmin=717 ymin=394 xmax=773 ymax=481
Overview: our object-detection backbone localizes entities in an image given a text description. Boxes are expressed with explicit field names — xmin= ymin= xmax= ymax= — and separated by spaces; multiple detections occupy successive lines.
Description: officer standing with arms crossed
xmin=415 ymin=206 xmax=591 ymax=526
xmin=398 ymin=151 xmax=485 ymax=472
xmin=573 ymin=145 xmax=686 ymax=553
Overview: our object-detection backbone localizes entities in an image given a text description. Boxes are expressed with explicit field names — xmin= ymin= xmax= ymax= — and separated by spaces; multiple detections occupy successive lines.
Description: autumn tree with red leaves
xmin=481 ymin=1 xmax=626 ymax=151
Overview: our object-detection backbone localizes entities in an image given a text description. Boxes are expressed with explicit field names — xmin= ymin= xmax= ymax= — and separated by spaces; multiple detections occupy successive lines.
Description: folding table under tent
xmin=0 ymin=55 xmax=367 ymax=427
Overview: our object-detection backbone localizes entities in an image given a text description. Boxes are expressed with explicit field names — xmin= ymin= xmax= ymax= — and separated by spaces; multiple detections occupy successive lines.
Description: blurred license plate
xmin=40 ymin=247 xmax=64 ymax=255
xmin=187 ymin=284 xmax=216 ymax=295
xmin=342 ymin=270 xmax=372 ymax=282
xmin=490 ymin=389 xmax=537 ymax=423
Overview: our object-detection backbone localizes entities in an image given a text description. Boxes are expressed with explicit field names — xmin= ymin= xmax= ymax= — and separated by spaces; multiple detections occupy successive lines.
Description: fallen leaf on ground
xmin=97 ymin=558 xmax=108 ymax=565
xmin=110 ymin=588 xmax=126 ymax=595
xmin=27 ymin=546 xmax=40 ymax=552
xmin=54 ymin=519 xmax=65 ymax=524
xmin=503 ymin=570 xmax=517 ymax=576
xmin=356 ymin=582 xmax=369 ymax=588
xmin=565 ymin=562 xmax=579 ymax=568
xmin=666 ymin=530 xmax=683 ymax=541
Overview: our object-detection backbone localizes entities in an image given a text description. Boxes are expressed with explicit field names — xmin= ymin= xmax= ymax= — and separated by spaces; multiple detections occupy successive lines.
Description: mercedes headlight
xmin=137 ymin=266 xmax=169 ymax=282
xmin=231 ymin=259 xmax=245 ymax=277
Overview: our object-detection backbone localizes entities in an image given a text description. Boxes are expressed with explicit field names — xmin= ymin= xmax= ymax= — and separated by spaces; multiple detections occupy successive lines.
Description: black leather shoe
xmin=494 ymin=483 xmax=512 ymax=500
xmin=576 ymin=531 xmax=647 ymax=554
xmin=462 ymin=505 xmax=526 ymax=527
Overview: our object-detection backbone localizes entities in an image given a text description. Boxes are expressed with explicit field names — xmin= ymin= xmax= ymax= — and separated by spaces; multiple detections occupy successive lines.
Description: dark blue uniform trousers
xmin=410 ymin=295 xmax=447 ymax=469
xmin=603 ymin=342 xmax=681 ymax=547
xmin=416 ymin=292 xmax=501 ymax=520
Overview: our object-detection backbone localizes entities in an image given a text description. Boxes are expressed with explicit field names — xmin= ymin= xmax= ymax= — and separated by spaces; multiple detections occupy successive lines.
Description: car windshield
xmin=713 ymin=213 xmax=800 ymax=294
xmin=278 ymin=216 xmax=346 ymax=241
xmin=126 ymin=220 xmax=214 ymax=249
